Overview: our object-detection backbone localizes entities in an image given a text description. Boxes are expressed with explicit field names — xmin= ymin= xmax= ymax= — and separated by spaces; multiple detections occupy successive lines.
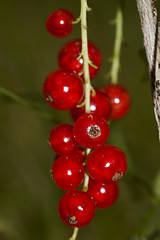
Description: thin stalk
xmin=69 ymin=228 xmax=79 ymax=240
xmin=81 ymin=0 xmax=91 ymax=196
xmin=110 ymin=4 xmax=123 ymax=84
xmin=82 ymin=148 xmax=91 ymax=192
xmin=69 ymin=0 xmax=91 ymax=239
xmin=0 ymin=86 xmax=57 ymax=122
xmin=81 ymin=0 xmax=91 ymax=113
xmin=80 ymin=0 xmax=91 ymax=193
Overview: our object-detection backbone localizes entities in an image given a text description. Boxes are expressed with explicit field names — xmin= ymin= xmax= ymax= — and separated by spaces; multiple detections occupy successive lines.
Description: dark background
xmin=0 ymin=0 xmax=160 ymax=240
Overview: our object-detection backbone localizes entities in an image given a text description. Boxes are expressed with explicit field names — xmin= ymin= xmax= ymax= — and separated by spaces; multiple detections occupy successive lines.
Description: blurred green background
xmin=0 ymin=0 xmax=160 ymax=240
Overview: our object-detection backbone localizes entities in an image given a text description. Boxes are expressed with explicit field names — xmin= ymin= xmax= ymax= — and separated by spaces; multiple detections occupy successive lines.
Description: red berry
xmin=52 ymin=155 xmax=85 ymax=190
xmin=49 ymin=124 xmax=78 ymax=155
xmin=54 ymin=147 xmax=86 ymax=163
xmin=43 ymin=69 xmax=84 ymax=110
xmin=73 ymin=113 xmax=110 ymax=149
xmin=87 ymin=179 xmax=119 ymax=208
xmin=58 ymin=190 xmax=95 ymax=227
xmin=71 ymin=88 xmax=111 ymax=121
xmin=87 ymin=145 xmax=127 ymax=182
xmin=46 ymin=9 xmax=74 ymax=37
xmin=102 ymin=84 xmax=131 ymax=120
xmin=58 ymin=39 xmax=101 ymax=79
xmin=70 ymin=148 xmax=86 ymax=163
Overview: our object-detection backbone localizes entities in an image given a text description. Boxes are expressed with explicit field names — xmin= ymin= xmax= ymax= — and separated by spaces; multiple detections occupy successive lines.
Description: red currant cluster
xmin=43 ymin=9 xmax=131 ymax=228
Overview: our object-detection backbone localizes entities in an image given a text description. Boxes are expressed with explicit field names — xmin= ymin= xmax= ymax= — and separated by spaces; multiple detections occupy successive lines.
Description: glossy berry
xmin=70 ymin=148 xmax=86 ymax=163
xmin=102 ymin=84 xmax=131 ymax=120
xmin=43 ymin=69 xmax=84 ymax=110
xmin=46 ymin=9 xmax=74 ymax=37
xmin=87 ymin=145 xmax=127 ymax=182
xmin=58 ymin=190 xmax=95 ymax=227
xmin=49 ymin=124 xmax=78 ymax=155
xmin=71 ymin=88 xmax=111 ymax=121
xmin=52 ymin=155 xmax=85 ymax=190
xmin=73 ymin=113 xmax=110 ymax=149
xmin=58 ymin=39 xmax=101 ymax=79
xmin=87 ymin=179 xmax=119 ymax=208
xmin=54 ymin=147 xmax=86 ymax=163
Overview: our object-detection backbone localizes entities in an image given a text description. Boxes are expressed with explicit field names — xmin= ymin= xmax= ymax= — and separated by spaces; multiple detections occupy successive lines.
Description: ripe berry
xmin=102 ymin=84 xmax=131 ymax=120
xmin=49 ymin=124 xmax=78 ymax=155
xmin=70 ymin=148 xmax=86 ymax=163
xmin=52 ymin=155 xmax=85 ymax=190
xmin=46 ymin=9 xmax=74 ymax=37
xmin=73 ymin=113 xmax=110 ymax=149
xmin=43 ymin=69 xmax=84 ymax=110
xmin=87 ymin=145 xmax=127 ymax=182
xmin=71 ymin=88 xmax=111 ymax=121
xmin=54 ymin=147 xmax=86 ymax=163
xmin=87 ymin=179 xmax=119 ymax=208
xmin=58 ymin=190 xmax=95 ymax=227
xmin=58 ymin=39 xmax=101 ymax=79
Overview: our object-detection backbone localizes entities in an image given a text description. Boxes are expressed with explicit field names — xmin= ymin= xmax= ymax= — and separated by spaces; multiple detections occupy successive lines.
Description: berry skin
xmin=54 ymin=147 xmax=86 ymax=163
xmin=49 ymin=124 xmax=78 ymax=155
xmin=70 ymin=148 xmax=86 ymax=163
xmin=87 ymin=179 xmax=119 ymax=208
xmin=71 ymin=88 xmax=111 ymax=121
xmin=73 ymin=113 xmax=110 ymax=149
xmin=87 ymin=145 xmax=127 ymax=182
xmin=58 ymin=39 xmax=101 ymax=79
xmin=58 ymin=190 xmax=95 ymax=227
xmin=43 ymin=69 xmax=84 ymax=110
xmin=52 ymin=155 xmax=85 ymax=190
xmin=46 ymin=9 xmax=74 ymax=37
xmin=102 ymin=84 xmax=131 ymax=120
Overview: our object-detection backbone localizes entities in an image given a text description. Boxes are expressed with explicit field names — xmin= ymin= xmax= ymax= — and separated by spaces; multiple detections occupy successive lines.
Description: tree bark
xmin=137 ymin=0 xmax=160 ymax=140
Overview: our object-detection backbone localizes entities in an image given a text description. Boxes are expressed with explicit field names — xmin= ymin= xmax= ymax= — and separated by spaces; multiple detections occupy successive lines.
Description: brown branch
xmin=137 ymin=0 xmax=160 ymax=139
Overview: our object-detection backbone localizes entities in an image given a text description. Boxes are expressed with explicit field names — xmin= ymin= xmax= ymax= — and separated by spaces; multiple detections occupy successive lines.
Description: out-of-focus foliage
xmin=0 ymin=0 xmax=160 ymax=240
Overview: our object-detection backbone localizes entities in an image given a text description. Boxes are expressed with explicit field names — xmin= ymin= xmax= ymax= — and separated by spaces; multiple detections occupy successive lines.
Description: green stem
xmin=0 ymin=86 xmax=58 ymax=122
xmin=81 ymin=0 xmax=92 ymax=113
xmin=81 ymin=0 xmax=91 ymax=192
xmin=69 ymin=0 xmax=91 ymax=239
xmin=69 ymin=228 xmax=79 ymax=240
xmin=110 ymin=3 xmax=123 ymax=84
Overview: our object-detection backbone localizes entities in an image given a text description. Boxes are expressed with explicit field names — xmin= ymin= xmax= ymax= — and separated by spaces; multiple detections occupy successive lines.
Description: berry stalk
xmin=110 ymin=3 xmax=123 ymax=84
xmin=81 ymin=0 xmax=91 ymax=113
xmin=69 ymin=227 xmax=79 ymax=240
xmin=69 ymin=0 xmax=92 ymax=239
xmin=80 ymin=0 xmax=91 ymax=194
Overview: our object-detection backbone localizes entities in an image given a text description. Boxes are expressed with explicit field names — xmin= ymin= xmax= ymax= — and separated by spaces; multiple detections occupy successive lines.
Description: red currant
xmin=54 ymin=147 xmax=86 ymax=163
xmin=43 ymin=69 xmax=84 ymax=110
xmin=70 ymin=148 xmax=86 ymax=163
xmin=58 ymin=190 xmax=95 ymax=227
xmin=73 ymin=113 xmax=110 ymax=149
xmin=52 ymin=155 xmax=85 ymax=190
xmin=87 ymin=145 xmax=127 ymax=182
xmin=46 ymin=9 xmax=74 ymax=37
xmin=71 ymin=88 xmax=111 ymax=121
xmin=87 ymin=179 xmax=119 ymax=208
xmin=49 ymin=124 xmax=78 ymax=155
xmin=58 ymin=39 xmax=101 ymax=79
xmin=102 ymin=84 xmax=131 ymax=120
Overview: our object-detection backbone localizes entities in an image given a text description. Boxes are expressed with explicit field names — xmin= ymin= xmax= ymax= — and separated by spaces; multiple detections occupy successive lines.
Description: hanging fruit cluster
xmin=43 ymin=7 xmax=131 ymax=229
